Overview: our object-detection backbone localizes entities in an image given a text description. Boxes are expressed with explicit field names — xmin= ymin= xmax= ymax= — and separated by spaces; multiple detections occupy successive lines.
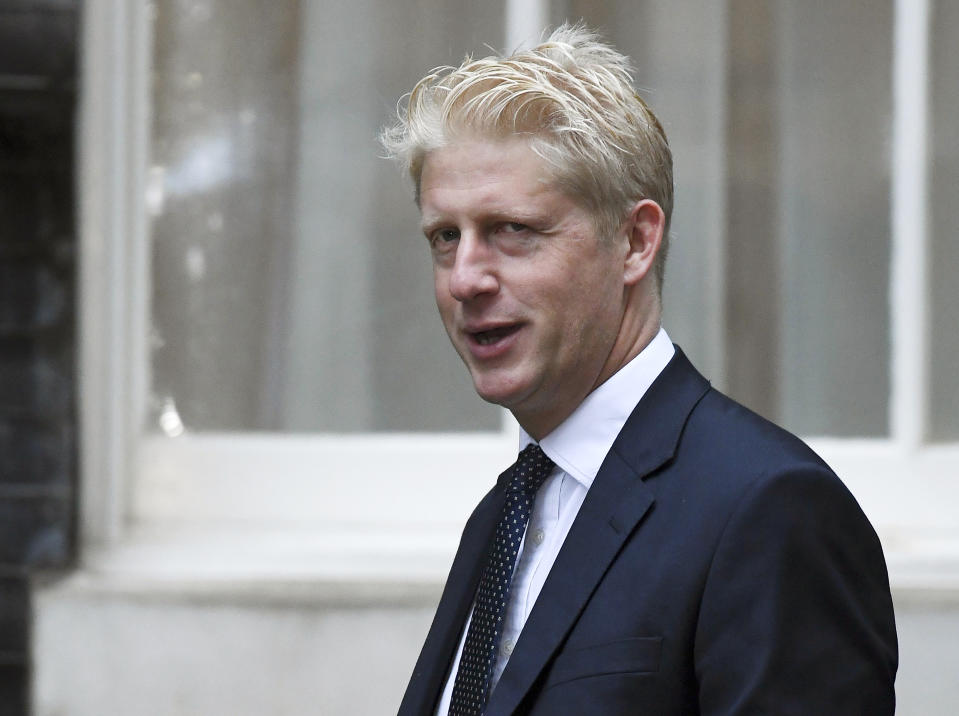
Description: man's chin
xmin=469 ymin=374 xmax=528 ymax=409
xmin=473 ymin=386 xmax=517 ymax=408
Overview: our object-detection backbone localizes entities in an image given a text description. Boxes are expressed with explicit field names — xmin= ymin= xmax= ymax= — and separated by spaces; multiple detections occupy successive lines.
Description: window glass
xmin=771 ymin=0 xmax=892 ymax=436
xmin=150 ymin=0 xmax=895 ymax=438
xmin=148 ymin=0 xmax=504 ymax=432
xmin=563 ymin=0 xmax=892 ymax=436
xmin=930 ymin=0 xmax=959 ymax=441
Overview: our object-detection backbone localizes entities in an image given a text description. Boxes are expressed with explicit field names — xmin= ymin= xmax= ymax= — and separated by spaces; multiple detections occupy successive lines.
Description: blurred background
xmin=2 ymin=0 xmax=957 ymax=713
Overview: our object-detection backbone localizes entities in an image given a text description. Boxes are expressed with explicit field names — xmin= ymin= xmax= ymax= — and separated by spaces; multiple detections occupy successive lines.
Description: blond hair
xmin=380 ymin=24 xmax=673 ymax=287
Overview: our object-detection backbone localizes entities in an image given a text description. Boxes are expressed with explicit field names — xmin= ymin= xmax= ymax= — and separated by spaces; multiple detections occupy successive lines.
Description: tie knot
xmin=502 ymin=443 xmax=555 ymax=496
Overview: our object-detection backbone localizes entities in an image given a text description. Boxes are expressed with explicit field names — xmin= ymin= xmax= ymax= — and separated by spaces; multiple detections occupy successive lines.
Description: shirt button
xmin=531 ymin=528 xmax=545 ymax=546
xmin=502 ymin=639 xmax=515 ymax=656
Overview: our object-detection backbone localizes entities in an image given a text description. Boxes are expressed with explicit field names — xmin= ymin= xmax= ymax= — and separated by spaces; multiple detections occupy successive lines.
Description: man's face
xmin=419 ymin=138 xmax=633 ymax=438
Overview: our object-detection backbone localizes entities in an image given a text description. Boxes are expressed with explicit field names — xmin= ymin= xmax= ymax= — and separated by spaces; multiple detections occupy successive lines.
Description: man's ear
xmin=622 ymin=199 xmax=665 ymax=286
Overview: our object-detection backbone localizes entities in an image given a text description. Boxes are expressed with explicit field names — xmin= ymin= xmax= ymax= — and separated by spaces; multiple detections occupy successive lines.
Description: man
xmin=382 ymin=25 xmax=897 ymax=715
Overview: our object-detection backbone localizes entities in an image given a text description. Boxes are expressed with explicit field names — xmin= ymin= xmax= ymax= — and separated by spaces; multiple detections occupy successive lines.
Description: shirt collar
xmin=519 ymin=327 xmax=675 ymax=489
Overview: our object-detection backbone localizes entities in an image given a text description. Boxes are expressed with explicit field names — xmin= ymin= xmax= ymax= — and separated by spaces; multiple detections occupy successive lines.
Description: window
xmin=930 ymin=0 xmax=959 ymax=442
xmin=80 ymin=0 xmax=958 ymax=584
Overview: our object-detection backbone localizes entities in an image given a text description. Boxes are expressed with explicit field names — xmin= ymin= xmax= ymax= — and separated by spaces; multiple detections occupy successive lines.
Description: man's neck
xmin=515 ymin=316 xmax=663 ymax=442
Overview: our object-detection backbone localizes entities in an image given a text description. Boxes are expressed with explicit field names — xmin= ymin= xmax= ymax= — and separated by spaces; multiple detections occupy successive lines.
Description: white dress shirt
xmin=436 ymin=328 xmax=675 ymax=715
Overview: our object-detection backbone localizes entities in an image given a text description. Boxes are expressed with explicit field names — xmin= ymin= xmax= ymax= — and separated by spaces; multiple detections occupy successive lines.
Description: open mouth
xmin=472 ymin=324 xmax=521 ymax=346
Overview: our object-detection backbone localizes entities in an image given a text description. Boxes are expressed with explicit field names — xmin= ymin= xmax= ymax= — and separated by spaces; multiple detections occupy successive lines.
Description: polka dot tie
xmin=449 ymin=444 xmax=555 ymax=715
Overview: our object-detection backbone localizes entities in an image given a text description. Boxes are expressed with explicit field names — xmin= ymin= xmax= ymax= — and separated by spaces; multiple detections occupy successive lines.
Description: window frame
xmin=78 ymin=0 xmax=959 ymax=588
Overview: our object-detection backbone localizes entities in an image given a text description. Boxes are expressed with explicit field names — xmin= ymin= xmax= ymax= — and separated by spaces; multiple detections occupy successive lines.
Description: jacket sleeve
xmin=693 ymin=466 xmax=898 ymax=715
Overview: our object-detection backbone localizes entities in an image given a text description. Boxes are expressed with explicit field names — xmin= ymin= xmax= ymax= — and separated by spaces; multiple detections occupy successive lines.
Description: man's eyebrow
xmin=419 ymin=215 xmax=448 ymax=234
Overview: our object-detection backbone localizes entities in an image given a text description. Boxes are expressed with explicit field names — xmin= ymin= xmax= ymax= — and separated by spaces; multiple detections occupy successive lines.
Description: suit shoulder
xmin=659 ymin=386 xmax=868 ymax=522
xmin=686 ymin=387 xmax=833 ymax=475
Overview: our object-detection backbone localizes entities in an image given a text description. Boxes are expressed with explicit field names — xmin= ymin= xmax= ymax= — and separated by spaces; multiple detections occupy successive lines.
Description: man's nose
xmin=448 ymin=234 xmax=499 ymax=302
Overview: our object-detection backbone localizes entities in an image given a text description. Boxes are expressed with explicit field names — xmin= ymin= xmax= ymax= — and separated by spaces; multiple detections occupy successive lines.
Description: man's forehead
xmin=419 ymin=139 xmax=553 ymax=195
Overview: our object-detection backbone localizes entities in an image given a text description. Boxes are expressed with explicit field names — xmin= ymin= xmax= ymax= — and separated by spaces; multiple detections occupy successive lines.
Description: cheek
xmin=568 ymin=264 xmax=624 ymax=330
xmin=433 ymin=271 xmax=450 ymax=308
xmin=541 ymin=281 xmax=600 ymax=345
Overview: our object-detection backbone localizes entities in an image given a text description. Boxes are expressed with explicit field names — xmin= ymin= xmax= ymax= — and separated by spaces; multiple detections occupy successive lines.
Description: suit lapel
xmin=397 ymin=486 xmax=504 ymax=716
xmin=485 ymin=348 xmax=711 ymax=715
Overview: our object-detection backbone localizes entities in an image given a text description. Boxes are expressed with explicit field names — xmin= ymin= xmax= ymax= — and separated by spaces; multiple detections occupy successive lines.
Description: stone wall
xmin=0 ymin=2 xmax=79 ymax=713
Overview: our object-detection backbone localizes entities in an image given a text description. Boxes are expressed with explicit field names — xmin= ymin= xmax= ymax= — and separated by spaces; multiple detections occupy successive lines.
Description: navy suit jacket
xmin=398 ymin=348 xmax=898 ymax=715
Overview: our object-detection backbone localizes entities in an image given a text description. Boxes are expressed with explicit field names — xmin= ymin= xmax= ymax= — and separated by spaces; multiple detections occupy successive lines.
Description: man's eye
xmin=502 ymin=222 xmax=528 ymax=233
xmin=434 ymin=229 xmax=460 ymax=244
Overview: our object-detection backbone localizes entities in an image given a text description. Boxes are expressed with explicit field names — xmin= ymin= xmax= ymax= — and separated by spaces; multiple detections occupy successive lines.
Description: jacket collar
xmin=485 ymin=347 xmax=710 ymax=715
xmin=397 ymin=347 xmax=710 ymax=716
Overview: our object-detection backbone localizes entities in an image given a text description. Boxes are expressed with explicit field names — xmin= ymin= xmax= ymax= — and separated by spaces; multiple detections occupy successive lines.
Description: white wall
xmin=32 ymin=577 xmax=437 ymax=716
xmin=32 ymin=578 xmax=959 ymax=715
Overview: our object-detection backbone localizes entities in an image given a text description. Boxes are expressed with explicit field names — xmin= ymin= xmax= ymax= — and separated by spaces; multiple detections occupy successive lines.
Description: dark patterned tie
xmin=449 ymin=444 xmax=555 ymax=715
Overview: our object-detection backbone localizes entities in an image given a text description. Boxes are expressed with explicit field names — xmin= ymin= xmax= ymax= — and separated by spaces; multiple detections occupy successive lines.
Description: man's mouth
xmin=471 ymin=324 xmax=521 ymax=346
